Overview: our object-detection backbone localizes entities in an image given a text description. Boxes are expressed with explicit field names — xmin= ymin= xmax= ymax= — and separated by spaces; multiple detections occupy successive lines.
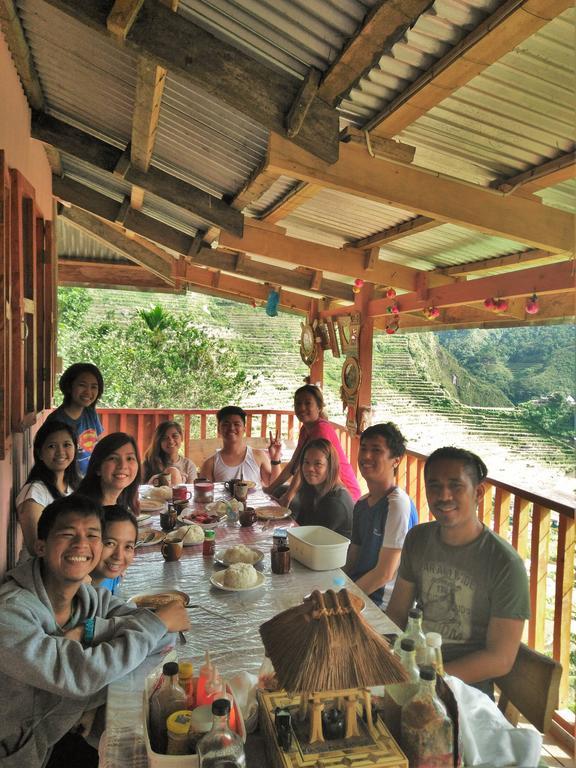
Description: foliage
xmin=57 ymin=294 xmax=257 ymax=409
xmin=519 ymin=393 xmax=575 ymax=440
xmin=57 ymin=286 xmax=92 ymax=326
xmin=436 ymin=325 xmax=575 ymax=404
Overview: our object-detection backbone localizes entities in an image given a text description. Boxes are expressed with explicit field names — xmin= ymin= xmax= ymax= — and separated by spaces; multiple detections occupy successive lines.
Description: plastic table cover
xmin=100 ymin=486 xmax=399 ymax=767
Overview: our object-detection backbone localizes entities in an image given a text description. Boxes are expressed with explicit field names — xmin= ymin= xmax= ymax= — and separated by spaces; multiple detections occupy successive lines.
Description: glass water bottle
xmin=197 ymin=698 xmax=246 ymax=768
xmin=401 ymin=666 xmax=453 ymax=768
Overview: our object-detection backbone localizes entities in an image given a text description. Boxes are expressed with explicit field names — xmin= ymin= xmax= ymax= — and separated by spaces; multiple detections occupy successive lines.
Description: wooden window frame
xmin=0 ymin=151 xmax=11 ymax=458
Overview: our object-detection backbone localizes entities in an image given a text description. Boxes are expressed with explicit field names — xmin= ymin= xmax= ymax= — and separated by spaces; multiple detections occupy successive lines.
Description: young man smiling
xmin=200 ymin=405 xmax=282 ymax=486
xmin=0 ymin=494 xmax=189 ymax=768
xmin=386 ymin=447 xmax=530 ymax=698
xmin=344 ymin=423 xmax=418 ymax=610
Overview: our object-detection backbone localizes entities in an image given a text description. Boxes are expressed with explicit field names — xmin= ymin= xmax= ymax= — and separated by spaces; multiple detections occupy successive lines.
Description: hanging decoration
xmin=265 ymin=289 xmax=280 ymax=317
xmin=386 ymin=301 xmax=400 ymax=315
xmin=424 ymin=306 xmax=440 ymax=320
xmin=385 ymin=317 xmax=400 ymax=335
xmin=483 ymin=297 xmax=508 ymax=313
xmin=385 ymin=287 xmax=397 ymax=298
xmin=525 ymin=294 xmax=539 ymax=315
xmin=299 ymin=322 xmax=318 ymax=367
xmin=352 ymin=278 xmax=364 ymax=294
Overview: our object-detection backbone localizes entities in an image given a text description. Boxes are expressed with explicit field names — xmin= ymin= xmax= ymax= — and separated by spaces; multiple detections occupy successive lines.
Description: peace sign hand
xmin=268 ymin=430 xmax=282 ymax=462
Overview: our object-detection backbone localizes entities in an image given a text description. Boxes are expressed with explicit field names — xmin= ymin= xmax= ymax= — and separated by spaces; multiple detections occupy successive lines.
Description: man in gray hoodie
xmin=0 ymin=494 xmax=190 ymax=767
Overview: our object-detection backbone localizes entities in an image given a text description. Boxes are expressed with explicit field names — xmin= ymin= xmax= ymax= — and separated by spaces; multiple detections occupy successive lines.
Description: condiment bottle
xmin=394 ymin=607 xmax=427 ymax=665
xmin=149 ymin=661 xmax=187 ymax=754
xmin=202 ymin=529 xmax=216 ymax=557
xmin=178 ymin=660 xmax=195 ymax=708
xmin=384 ymin=637 xmax=420 ymax=712
xmin=197 ymin=698 xmax=246 ymax=767
xmin=400 ymin=666 xmax=453 ymax=768
xmin=166 ymin=710 xmax=193 ymax=755
xmin=187 ymin=704 xmax=213 ymax=754
xmin=272 ymin=528 xmax=288 ymax=550
xmin=216 ymin=676 xmax=237 ymax=732
xmin=425 ymin=632 xmax=445 ymax=677
xmin=203 ymin=665 xmax=223 ymax=707
xmin=196 ymin=651 xmax=216 ymax=707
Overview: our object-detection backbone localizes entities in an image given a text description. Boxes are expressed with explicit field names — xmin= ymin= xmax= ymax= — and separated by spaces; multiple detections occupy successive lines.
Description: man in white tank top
xmin=199 ymin=406 xmax=282 ymax=486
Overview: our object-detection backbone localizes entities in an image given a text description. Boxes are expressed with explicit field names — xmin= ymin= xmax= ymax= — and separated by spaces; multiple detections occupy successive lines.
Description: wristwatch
xmin=271 ymin=460 xmax=281 ymax=465
xmin=83 ymin=617 xmax=95 ymax=645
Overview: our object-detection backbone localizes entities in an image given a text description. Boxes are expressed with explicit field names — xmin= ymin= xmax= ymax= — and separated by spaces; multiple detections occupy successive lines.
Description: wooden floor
xmin=517 ymin=722 xmax=575 ymax=768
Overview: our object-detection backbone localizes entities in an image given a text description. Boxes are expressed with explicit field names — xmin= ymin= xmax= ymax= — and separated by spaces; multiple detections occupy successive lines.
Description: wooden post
xmin=528 ymin=504 xmax=551 ymax=650
xmin=553 ymin=514 xmax=574 ymax=705
xmin=350 ymin=283 xmax=374 ymax=475
xmin=308 ymin=300 xmax=324 ymax=387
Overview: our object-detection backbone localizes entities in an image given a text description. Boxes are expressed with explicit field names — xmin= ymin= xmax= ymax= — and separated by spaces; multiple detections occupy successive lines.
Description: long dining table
xmin=100 ymin=485 xmax=400 ymax=768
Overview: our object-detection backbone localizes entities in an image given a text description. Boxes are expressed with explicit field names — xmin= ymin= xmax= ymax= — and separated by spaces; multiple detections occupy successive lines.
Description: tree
xmin=57 ymin=296 xmax=257 ymax=409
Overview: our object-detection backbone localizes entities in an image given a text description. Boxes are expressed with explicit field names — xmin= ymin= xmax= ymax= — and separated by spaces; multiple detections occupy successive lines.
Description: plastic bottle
xmin=166 ymin=710 xmax=193 ymax=755
xmin=203 ymin=665 xmax=223 ymax=707
xmin=178 ymin=660 xmax=195 ymax=708
xmin=149 ymin=661 xmax=187 ymax=754
xmin=196 ymin=651 xmax=216 ymax=707
xmin=394 ymin=608 xmax=427 ymax=665
xmin=197 ymin=698 xmax=246 ymax=767
xmin=400 ymin=666 xmax=453 ymax=768
xmin=425 ymin=632 xmax=445 ymax=677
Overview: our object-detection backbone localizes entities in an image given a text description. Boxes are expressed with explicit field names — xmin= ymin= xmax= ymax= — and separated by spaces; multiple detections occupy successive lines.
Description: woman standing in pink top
xmin=266 ymin=384 xmax=361 ymax=509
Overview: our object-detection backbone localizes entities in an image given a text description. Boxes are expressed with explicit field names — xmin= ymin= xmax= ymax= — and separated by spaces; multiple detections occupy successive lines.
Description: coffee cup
xmin=271 ymin=546 xmax=291 ymax=575
xmin=172 ymin=485 xmax=192 ymax=504
xmin=233 ymin=481 xmax=250 ymax=503
xmin=239 ymin=506 xmax=256 ymax=527
xmin=161 ymin=540 xmax=183 ymax=562
xmin=224 ymin=479 xmax=238 ymax=494
xmin=160 ymin=506 xmax=178 ymax=532
xmin=193 ymin=479 xmax=214 ymax=504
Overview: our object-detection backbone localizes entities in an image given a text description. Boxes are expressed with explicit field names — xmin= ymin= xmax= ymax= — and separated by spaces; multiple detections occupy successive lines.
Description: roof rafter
xmin=0 ymin=0 xmax=44 ymax=109
xmin=267 ymin=133 xmax=575 ymax=253
xmin=439 ymin=249 xmax=568 ymax=277
xmin=219 ymin=221 xmax=455 ymax=292
xmin=492 ymin=150 xmax=576 ymax=195
xmin=366 ymin=0 xmax=573 ymax=137
xmin=31 ymin=110 xmax=243 ymax=236
xmin=369 ymin=261 xmax=575 ymax=317
xmin=41 ymin=0 xmax=340 ymax=164
xmin=53 ymin=177 xmax=356 ymax=301
xmin=318 ymin=0 xmax=435 ymax=107
xmin=346 ymin=215 xmax=438 ymax=249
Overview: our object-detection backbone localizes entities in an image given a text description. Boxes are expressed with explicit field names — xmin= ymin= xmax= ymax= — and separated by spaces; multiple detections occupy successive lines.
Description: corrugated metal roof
xmin=342 ymin=5 xmax=576 ymax=188
xmin=279 ymin=187 xmax=414 ymax=247
xmin=178 ymin=0 xmax=378 ymax=78
xmin=17 ymin=0 xmax=136 ymax=146
xmin=245 ymin=176 xmax=303 ymax=216
xmin=153 ymin=73 xmax=269 ymax=198
xmin=56 ymin=218 xmax=128 ymax=263
xmin=537 ymin=180 xmax=576 ymax=215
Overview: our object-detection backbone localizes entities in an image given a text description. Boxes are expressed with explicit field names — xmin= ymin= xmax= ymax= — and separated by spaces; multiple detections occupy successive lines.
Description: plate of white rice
xmin=210 ymin=563 xmax=265 ymax=592
xmin=215 ymin=545 xmax=264 ymax=566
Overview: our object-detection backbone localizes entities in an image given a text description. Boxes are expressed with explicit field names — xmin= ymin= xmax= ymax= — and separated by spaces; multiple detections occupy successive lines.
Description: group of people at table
xmin=0 ymin=362 xmax=530 ymax=768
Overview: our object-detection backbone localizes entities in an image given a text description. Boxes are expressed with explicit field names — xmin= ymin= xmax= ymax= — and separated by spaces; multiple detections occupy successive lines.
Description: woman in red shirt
xmin=266 ymin=385 xmax=361 ymax=508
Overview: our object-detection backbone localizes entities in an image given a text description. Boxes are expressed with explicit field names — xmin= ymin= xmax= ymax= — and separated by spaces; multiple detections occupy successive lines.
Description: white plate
xmin=139 ymin=498 xmax=166 ymax=514
xmin=180 ymin=514 xmax=220 ymax=530
xmin=255 ymin=506 xmax=291 ymax=521
xmin=214 ymin=547 xmax=264 ymax=566
xmin=210 ymin=570 xmax=266 ymax=592
xmin=136 ymin=529 xmax=165 ymax=547
xmin=136 ymin=513 xmax=154 ymax=526
xmin=128 ymin=589 xmax=190 ymax=609
xmin=164 ymin=525 xmax=204 ymax=546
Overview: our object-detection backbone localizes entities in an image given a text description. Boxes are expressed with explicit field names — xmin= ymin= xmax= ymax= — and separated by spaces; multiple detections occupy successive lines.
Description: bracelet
xmin=271 ymin=460 xmax=281 ymax=465
xmin=83 ymin=617 xmax=95 ymax=645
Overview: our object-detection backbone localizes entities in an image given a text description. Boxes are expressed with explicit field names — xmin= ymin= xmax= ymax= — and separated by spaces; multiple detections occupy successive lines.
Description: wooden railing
xmin=101 ymin=409 xmax=574 ymax=721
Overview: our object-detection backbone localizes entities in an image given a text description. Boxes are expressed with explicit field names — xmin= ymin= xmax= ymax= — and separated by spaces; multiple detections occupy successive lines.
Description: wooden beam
xmin=131 ymin=54 xmax=166 ymax=171
xmin=341 ymin=126 xmax=416 ymax=164
xmin=41 ymin=0 xmax=340 ymax=165
xmin=53 ymin=175 xmax=355 ymax=300
xmin=58 ymin=258 xmax=176 ymax=292
xmin=493 ymin=151 xmax=576 ymax=195
xmin=219 ymin=220 xmax=455 ymax=292
xmin=60 ymin=206 xmax=175 ymax=285
xmin=347 ymin=215 xmax=438 ymax=249
xmin=286 ymin=68 xmax=322 ymax=139
xmin=32 ymin=111 xmax=244 ymax=236
xmin=261 ymin=183 xmax=322 ymax=224
xmin=0 ymin=0 xmax=45 ymax=109
xmin=440 ymin=249 xmax=567 ymax=277
xmin=369 ymin=261 xmax=575 ymax=317
xmin=230 ymin=161 xmax=280 ymax=213
xmin=367 ymin=0 xmax=574 ymax=137
xmin=107 ymin=0 xmax=144 ymax=39
xmin=318 ymin=0 xmax=435 ymax=107
xmin=267 ymin=134 xmax=575 ymax=253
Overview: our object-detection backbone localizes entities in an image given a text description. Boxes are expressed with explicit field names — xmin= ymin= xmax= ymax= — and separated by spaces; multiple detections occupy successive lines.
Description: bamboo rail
xmin=100 ymin=409 xmax=574 ymax=718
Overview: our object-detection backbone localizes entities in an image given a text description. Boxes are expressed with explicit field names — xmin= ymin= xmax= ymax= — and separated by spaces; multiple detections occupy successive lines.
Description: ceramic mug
xmin=239 ymin=506 xmax=256 ymax=527
xmin=160 ymin=506 xmax=178 ymax=532
xmin=233 ymin=481 xmax=250 ymax=503
xmin=161 ymin=540 xmax=183 ymax=562
xmin=271 ymin=546 xmax=291 ymax=575
xmin=172 ymin=485 xmax=192 ymax=504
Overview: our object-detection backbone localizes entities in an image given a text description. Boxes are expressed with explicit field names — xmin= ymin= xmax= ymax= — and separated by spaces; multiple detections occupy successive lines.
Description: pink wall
xmin=0 ymin=29 xmax=52 ymax=220
xmin=0 ymin=28 xmax=54 ymax=574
